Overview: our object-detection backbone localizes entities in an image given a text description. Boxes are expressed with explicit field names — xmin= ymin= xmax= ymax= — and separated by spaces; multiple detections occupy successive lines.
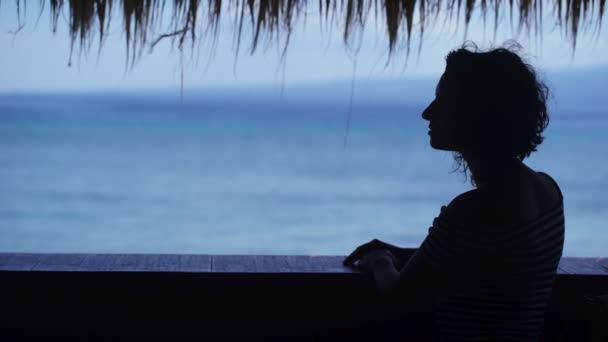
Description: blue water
xmin=1 ymin=90 xmax=607 ymax=256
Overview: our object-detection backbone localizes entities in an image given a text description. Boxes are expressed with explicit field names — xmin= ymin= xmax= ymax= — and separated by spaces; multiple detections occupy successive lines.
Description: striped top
xmin=419 ymin=173 xmax=565 ymax=342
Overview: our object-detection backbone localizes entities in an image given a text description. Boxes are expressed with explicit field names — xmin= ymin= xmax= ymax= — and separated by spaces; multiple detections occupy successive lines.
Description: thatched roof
xmin=4 ymin=0 xmax=605 ymax=66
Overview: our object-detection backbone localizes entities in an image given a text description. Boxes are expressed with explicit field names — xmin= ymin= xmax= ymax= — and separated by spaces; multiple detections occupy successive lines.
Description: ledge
xmin=1 ymin=253 xmax=607 ymax=275
xmin=0 ymin=253 xmax=351 ymax=273
xmin=1 ymin=253 xmax=607 ymax=340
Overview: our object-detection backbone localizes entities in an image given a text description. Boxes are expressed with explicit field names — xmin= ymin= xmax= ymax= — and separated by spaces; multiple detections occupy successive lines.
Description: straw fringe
xmin=3 ymin=0 xmax=604 ymax=64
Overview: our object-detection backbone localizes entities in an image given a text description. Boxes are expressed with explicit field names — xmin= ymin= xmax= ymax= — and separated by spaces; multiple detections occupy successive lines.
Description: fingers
xmin=343 ymin=245 xmax=366 ymax=266
xmin=343 ymin=239 xmax=385 ymax=266
xmin=354 ymin=249 xmax=393 ymax=273
xmin=344 ymin=243 xmax=372 ymax=266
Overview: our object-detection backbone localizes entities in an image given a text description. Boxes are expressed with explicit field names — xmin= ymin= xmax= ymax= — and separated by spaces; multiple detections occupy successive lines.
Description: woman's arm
xmin=344 ymin=239 xmax=416 ymax=270
xmin=391 ymin=247 xmax=417 ymax=269
xmin=368 ymin=248 xmax=441 ymax=314
xmin=370 ymin=256 xmax=401 ymax=293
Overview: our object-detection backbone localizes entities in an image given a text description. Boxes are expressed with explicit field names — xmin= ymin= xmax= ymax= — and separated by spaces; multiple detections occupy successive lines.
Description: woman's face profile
xmin=422 ymin=73 xmax=465 ymax=152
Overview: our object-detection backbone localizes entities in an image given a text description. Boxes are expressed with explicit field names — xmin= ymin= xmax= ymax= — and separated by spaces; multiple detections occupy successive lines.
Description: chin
xmin=429 ymin=137 xmax=456 ymax=151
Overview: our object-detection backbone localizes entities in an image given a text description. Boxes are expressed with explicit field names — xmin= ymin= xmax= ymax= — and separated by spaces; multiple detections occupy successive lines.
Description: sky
xmin=0 ymin=1 xmax=607 ymax=92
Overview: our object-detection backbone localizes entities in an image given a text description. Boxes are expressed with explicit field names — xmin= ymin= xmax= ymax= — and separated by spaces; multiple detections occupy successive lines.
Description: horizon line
xmin=0 ymin=63 xmax=606 ymax=95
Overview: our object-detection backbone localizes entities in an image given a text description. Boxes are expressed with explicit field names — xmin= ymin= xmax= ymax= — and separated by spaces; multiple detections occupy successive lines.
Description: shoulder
xmin=535 ymin=171 xmax=563 ymax=205
xmin=444 ymin=169 xmax=563 ymax=228
xmin=444 ymin=189 xmax=493 ymax=227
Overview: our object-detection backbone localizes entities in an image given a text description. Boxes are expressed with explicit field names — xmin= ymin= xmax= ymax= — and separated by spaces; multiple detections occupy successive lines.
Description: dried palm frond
xmin=3 ymin=0 xmax=605 ymax=65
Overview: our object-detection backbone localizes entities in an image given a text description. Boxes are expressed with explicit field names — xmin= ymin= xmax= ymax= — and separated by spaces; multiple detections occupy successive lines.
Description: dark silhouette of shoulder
xmin=444 ymin=168 xmax=562 ymax=229
xmin=444 ymin=189 xmax=489 ymax=228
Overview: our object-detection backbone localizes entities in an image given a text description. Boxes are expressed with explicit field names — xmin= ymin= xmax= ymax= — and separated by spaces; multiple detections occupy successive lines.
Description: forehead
xmin=436 ymin=73 xmax=448 ymax=94
xmin=436 ymin=73 xmax=459 ymax=97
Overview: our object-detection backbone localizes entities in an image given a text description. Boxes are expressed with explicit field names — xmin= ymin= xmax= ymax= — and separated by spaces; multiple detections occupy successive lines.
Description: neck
xmin=462 ymin=154 xmax=522 ymax=188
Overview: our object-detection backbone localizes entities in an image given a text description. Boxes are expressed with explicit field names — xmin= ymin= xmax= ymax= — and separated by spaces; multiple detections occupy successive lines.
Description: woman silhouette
xmin=344 ymin=42 xmax=564 ymax=341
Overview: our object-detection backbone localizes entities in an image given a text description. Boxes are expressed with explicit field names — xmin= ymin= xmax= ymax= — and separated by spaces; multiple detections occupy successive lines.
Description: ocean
xmin=1 ymin=87 xmax=607 ymax=256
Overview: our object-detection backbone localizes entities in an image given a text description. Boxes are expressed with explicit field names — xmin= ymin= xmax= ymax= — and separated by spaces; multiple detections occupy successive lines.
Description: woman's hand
xmin=343 ymin=239 xmax=397 ymax=267
xmin=356 ymin=248 xmax=398 ymax=273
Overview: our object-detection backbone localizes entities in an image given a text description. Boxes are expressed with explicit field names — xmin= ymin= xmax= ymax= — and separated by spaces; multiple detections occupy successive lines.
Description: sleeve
xmin=418 ymin=206 xmax=480 ymax=275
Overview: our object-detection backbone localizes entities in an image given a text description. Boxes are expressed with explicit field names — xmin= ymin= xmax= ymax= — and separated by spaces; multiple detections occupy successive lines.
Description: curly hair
xmin=443 ymin=41 xmax=550 ymax=185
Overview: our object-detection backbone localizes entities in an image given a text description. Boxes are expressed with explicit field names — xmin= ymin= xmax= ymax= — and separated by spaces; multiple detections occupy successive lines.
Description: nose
xmin=422 ymin=100 xmax=434 ymax=121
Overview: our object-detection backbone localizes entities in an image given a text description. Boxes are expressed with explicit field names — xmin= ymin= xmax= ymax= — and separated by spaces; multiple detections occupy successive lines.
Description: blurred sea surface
xmin=1 ymin=88 xmax=607 ymax=256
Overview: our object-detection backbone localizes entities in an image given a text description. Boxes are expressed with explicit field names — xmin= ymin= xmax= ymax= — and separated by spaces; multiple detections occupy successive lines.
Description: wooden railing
xmin=1 ymin=253 xmax=607 ymax=340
